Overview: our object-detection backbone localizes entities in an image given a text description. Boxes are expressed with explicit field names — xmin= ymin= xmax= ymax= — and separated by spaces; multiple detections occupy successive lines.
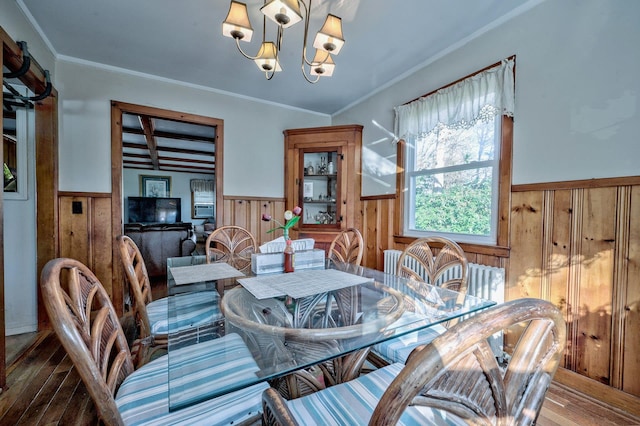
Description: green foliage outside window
xmin=413 ymin=177 xmax=492 ymax=235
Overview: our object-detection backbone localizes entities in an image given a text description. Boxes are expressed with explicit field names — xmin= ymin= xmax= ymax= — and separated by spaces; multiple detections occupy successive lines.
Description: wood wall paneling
xmin=91 ymin=197 xmax=113 ymax=296
xmin=222 ymin=196 xmax=285 ymax=245
xmin=58 ymin=193 xmax=113 ymax=297
xmin=576 ymin=188 xmax=616 ymax=385
xmin=510 ymin=179 xmax=640 ymax=412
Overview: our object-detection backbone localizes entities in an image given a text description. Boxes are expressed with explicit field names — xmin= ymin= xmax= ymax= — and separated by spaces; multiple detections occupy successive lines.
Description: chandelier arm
xmin=300 ymin=0 xmax=315 ymax=66
xmin=234 ymin=38 xmax=261 ymax=60
xmin=300 ymin=66 xmax=321 ymax=83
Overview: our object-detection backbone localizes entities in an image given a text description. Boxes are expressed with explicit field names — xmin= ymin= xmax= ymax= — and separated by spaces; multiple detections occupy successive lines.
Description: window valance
xmin=394 ymin=58 xmax=515 ymax=140
xmin=190 ymin=179 xmax=215 ymax=192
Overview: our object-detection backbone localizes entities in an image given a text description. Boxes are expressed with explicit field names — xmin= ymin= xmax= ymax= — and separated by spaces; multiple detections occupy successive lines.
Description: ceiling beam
xmin=139 ymin=115 xmax=159 ymax=169
xmin=122 ymin=142 xmax=213 ymax=157
xmin=122 ymin=126 xmax=216 ymax=144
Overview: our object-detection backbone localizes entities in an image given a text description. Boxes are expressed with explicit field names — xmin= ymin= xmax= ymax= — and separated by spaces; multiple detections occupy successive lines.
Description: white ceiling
xmin=19 ymin=0 xmax=535 ymax=115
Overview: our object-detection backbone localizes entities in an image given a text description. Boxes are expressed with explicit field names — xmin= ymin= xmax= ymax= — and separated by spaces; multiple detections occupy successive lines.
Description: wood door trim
xmin=1 ymin=26 xmax=59 ymax=390
xmin=110 ymin=101 xmax=224 ymax=315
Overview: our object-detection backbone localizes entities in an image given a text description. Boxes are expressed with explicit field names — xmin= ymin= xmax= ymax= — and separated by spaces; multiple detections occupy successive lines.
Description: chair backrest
xmin=116 ymin=234 xmax=153 ymax=340
xmin=41 ymin=258 xmax=133 ymax=426
xmin=328 ymin=228 xmax=364 ymax=266
xmin=205 ymin=225 xmax=257 ymax=273
xmin=371 ymin=298 xmax=567 ymax=425
xmin=396 ymin=236 xmax=468 ymax=294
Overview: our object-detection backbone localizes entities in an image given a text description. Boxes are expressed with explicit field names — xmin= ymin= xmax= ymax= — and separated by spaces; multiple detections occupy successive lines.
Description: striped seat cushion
xmin=147 ymin=291 xmax=221 ymax=335
xmin=116 ymin=333 xmax=269 ymax=425
xmin=285 ymin=363 xmax=465 ymax=425
xmin=372 ymin=319 xmax=447 ymax=364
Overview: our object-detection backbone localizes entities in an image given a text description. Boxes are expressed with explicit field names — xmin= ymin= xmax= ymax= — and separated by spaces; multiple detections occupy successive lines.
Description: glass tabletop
xmin=165 ymin=256 xmax=495 ymax=411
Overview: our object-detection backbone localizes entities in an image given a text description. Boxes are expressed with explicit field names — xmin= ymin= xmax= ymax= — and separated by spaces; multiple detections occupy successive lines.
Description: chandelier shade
xmin=310 ymin=50 xmax=335 ymax=76
xmin=222 ymin=1 xmax=254 ymax=42
xmin=260 ymin=0 xmax=303 ymax=28
xmin=254 ymin=42 xmax=282 ymax=72
xmin=221 ymin=0 xmax=345 ymax=83
xmin=313 ymin=14 xmax=344 ymax=54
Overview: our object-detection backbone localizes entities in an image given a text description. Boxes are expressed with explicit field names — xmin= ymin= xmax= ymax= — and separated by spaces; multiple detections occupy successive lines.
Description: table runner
xmin=237 ymin=269 xmax=372 ymax=299
xmin=169 ymin=262 xmax=244 ymax=285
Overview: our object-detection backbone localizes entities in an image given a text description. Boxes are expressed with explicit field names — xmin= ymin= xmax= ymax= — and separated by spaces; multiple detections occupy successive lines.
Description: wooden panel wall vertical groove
xmin=611 ymin=185 xmax=630 ymax=390
xmin=623 ymin=185 xmax=640 ymax=396
xmin=541 ymin=190 xmax=554 ymax=301
xmin=567 ymin=188 xmax=583 ymax=372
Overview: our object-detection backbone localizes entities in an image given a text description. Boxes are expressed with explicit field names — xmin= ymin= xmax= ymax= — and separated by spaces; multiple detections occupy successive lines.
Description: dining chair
xmin=40 ymin=257 xmax=269 ymax=426
xmin=328 ymin=228 xmax=364 ymax=266
xmin=205 ymin=225 xmax=257 ymax=273
xmin=116 ymin=235 xmax=222 ymax=363
xmin=369 ymin=236 xmax=469 ymax=368
xmin=263 ymin=297 xmax=566 ymax=426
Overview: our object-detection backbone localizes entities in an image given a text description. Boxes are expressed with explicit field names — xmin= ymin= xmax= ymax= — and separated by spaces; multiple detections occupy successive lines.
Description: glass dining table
xmin=165 ymin=255 xmax=495 ymax=411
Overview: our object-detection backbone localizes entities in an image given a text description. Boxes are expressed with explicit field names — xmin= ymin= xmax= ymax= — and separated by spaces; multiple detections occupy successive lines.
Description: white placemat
xmin=237 ymin=269 xmax=372 ymax=299
xmin=169 ymin=262 xmax=244 ymax=285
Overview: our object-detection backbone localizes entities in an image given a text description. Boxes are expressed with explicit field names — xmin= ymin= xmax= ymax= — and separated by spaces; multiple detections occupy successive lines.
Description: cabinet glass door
xmin=300 ymin=149 xmax=340 ymax=228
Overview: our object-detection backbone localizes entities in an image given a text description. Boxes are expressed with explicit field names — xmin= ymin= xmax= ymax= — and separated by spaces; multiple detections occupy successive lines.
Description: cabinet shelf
xmin=303 ymin=200 xmax=336 ymax=205
xmin=303 ymin=173 xmax=337 ymax=178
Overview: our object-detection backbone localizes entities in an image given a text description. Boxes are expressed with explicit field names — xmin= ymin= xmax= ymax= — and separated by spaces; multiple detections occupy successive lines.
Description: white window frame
xmin=403 ymin=117 xmax=502 ymax=244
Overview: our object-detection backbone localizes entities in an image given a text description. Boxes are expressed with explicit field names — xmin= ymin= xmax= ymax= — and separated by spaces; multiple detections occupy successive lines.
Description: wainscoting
xmin=221 ymin=196 xmax=286 ymax=245
xmin=50 ymin=176 xmax=640 ymax=415
xmin=509 ymin=178 xmax=640 ymax=414
xmin=58 ymin=192 xmax=113 ymax=298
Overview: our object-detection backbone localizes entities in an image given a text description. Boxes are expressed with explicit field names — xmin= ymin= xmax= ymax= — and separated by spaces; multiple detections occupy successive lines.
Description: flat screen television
xmin=127 ymin=197 xmax=181 ymax=224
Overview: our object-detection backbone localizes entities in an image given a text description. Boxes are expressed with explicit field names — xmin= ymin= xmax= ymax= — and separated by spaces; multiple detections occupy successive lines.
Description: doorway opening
xmin=110 ymin=101 xmax=224 ymax=314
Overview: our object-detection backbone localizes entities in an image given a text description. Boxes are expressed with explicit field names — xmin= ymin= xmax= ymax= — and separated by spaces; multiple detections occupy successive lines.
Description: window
xmin=191 ymin=179 xmax=215 ymax=219
xmin=395 ymin=58 xmax=514 ymax=245
xmin=3 ymin=86 xmax=31 ymax=200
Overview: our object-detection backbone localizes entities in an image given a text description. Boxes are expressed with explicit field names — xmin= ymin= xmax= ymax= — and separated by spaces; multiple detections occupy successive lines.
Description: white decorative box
xmin=251 ymin=249 xmax=325 ymax=274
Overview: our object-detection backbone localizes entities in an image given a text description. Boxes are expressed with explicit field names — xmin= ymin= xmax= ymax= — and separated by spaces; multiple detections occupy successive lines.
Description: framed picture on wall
xmin=140 ymin=175 xmax=171 ymax=197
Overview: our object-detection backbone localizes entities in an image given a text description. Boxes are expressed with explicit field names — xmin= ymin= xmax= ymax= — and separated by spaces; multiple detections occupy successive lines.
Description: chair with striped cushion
xmin=117 ymin=235 xmax=222 ymax=361
xmin=368 ymin=236 xmax=468 ymax=368
xmin=41 ymin=257 xmax=269 ymax=426
xmin=263 ymin=298 xmax=566 ymax=426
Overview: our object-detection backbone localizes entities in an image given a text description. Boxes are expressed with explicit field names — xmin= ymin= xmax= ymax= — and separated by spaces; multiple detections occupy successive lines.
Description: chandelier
xmin=222 ymin=0 xmax=345 ymax=83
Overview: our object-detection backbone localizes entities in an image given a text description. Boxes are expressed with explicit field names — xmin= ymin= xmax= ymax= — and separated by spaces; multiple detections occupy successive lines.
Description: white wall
xmin=55 ymin=60 xmax=330 ymax=197
xmin=1 ymin=1 xmax=52 ymax=335
xmin=334 ymin=0 xmax=640 ymax=195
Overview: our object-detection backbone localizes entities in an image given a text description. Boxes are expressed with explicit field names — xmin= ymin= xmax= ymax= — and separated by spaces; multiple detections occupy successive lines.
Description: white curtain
xmin=394 ymin=58 xmax=515 ymax=140
xmin=191 ymin=179 xmax=214 ymax=205
xmin=190 ymin=179 xmax=215 ymax=192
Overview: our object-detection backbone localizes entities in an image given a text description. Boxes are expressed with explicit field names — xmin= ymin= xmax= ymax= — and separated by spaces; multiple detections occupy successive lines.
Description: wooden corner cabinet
xmin=284 ymin=124 xmax=363 ymax=253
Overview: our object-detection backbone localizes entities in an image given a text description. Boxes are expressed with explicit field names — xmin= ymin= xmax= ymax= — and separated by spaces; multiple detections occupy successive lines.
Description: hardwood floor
xmin=2 ymin=330 xmax=640 ymax=425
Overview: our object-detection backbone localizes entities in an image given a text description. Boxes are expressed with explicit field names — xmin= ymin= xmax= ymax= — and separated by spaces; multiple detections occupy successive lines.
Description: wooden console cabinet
xmin=284 ymin=125 xmax=363 ymax=252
